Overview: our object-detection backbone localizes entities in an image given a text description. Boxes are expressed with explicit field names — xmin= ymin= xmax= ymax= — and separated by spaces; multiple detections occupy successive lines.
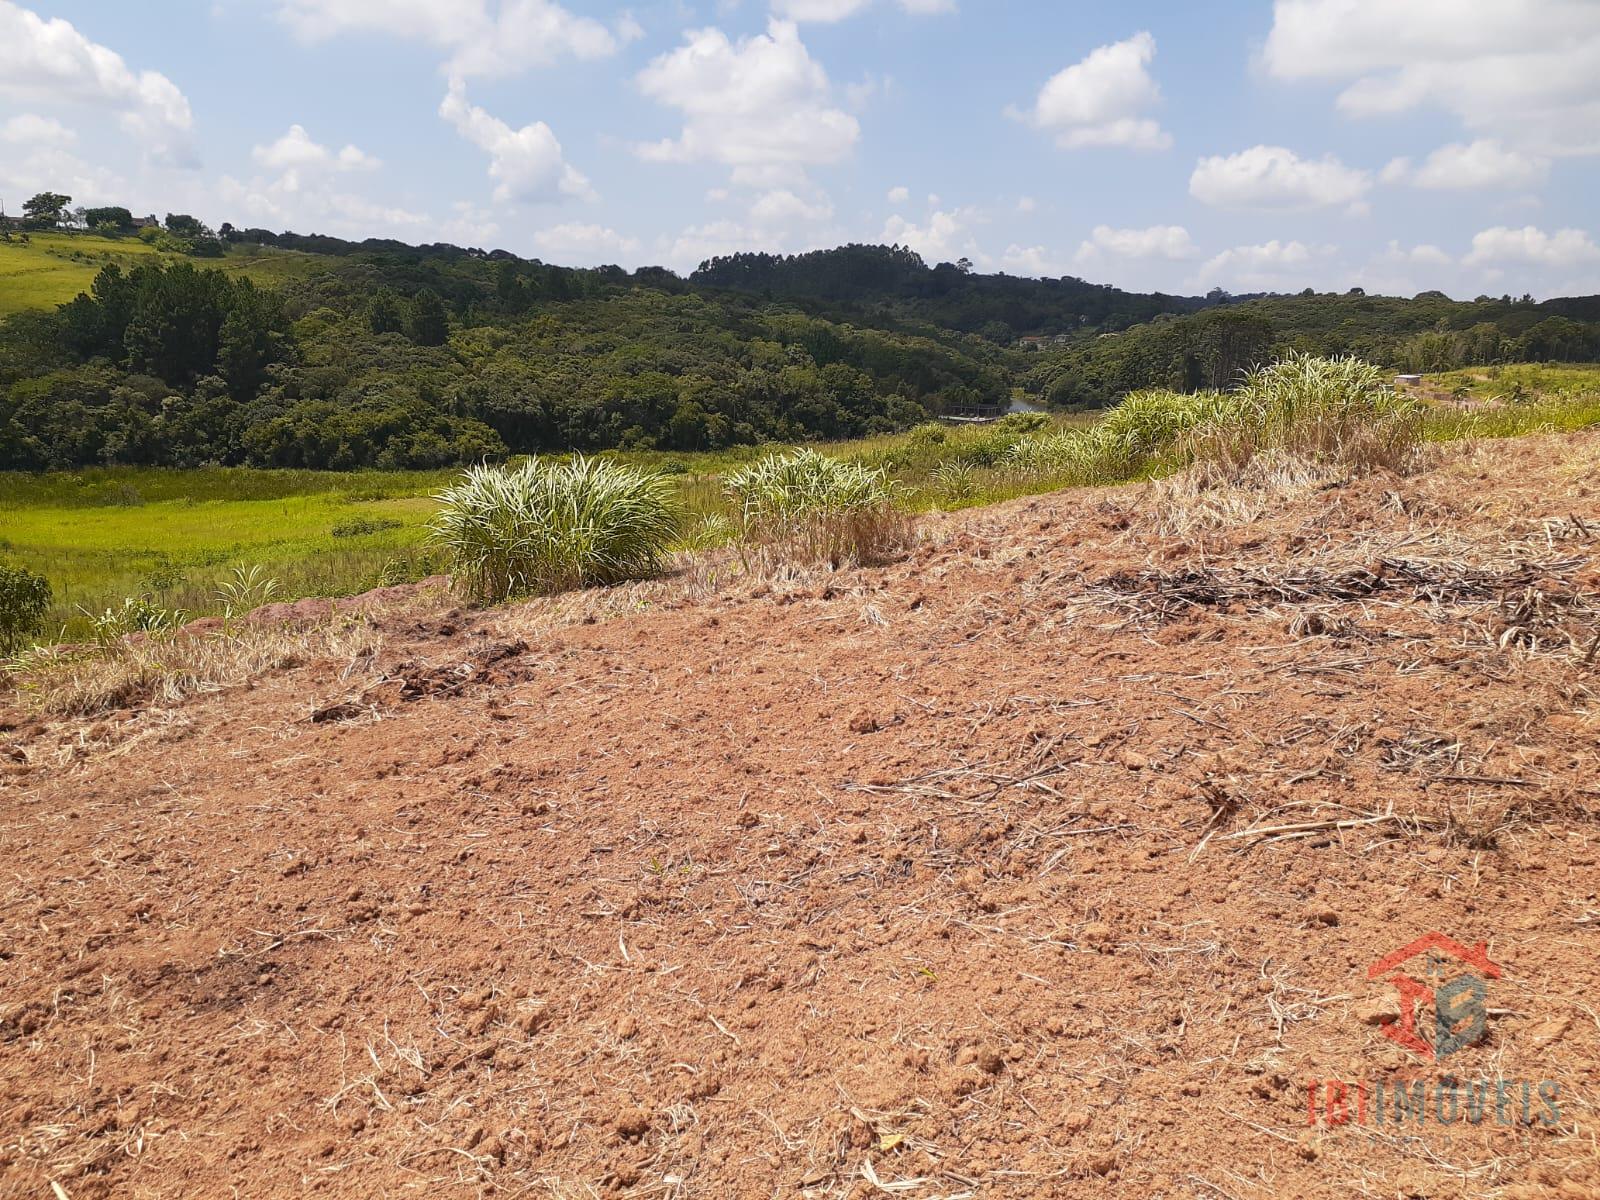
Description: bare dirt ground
xmin=3 ymin=434 xmax=1599 ymax=1200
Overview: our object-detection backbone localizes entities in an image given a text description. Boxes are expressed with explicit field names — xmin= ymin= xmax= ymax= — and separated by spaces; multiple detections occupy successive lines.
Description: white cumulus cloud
xmin=0 ymin=112 xmax=74 ymax=145
xmin=998 ymin=244 xmax=1067 ymax=277
xmin=1190 ymin=144 xmax=1370 ymax=210
xmin=882 ymin=207 xmax=985 ymax=265
xmin=253 ymin=125 xmax=380 ymax=176
xmin=439 ymin=79 xmax=593 ymax=204
xmin=1383 ymin=139 xmax=1550 ymax=191
xmin=772 ymin=0 xmax=954 ymax=21
xmin=274 ymin=0 xmax=629 ymax=80
xmin=1076 ymin=224 xmax=1197 ymax=262
xmin=1010 ymin=32 xmax=1171 ymax=151
xmin=1378 ymin=240 xmax=1452 ymax=267
xmin=1464 ymin=226 xmax=1600 ymax=267
xmin=1199 ymin=239 xmax=1332 ymax=290
xmin=0 ymin=2 xmax=193 ymax=162
xmin=1262 ymin=0 xmax=1600 ymax=158
xmin=660 ymin=183 xmax=839 ymax=272
xmin=531 ymin=222 xmax=641 ymax=263
xmin=635 ymin=21 xmax=859 ymax=179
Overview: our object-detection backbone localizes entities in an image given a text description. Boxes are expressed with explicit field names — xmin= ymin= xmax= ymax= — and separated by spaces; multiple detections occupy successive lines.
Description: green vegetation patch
xmin=0 ymin=233 xmax=169 ymax=317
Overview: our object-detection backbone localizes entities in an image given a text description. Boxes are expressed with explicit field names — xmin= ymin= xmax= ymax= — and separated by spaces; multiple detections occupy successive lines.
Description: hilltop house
xmin=1016 ymin=333 xmax=1074 ymax=351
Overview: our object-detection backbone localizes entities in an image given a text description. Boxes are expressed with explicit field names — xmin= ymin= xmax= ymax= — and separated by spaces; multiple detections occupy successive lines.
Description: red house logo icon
xmin=1367 ymin=933 xmax=1503 ymax=1060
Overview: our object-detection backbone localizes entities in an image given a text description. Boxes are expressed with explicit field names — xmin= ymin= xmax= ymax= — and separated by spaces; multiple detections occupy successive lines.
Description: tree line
xmin=4 ymin=200 xmax=1600 ymax=470
xmin=1024 ymin=291 xmax=1600 ymax=408
xmin=0 ymin=247 xmax=1008 ymax=470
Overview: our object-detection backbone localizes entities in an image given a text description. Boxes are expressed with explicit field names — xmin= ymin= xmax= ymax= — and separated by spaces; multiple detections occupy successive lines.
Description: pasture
xmin=0 ymin=231 xmax=327 ymax=316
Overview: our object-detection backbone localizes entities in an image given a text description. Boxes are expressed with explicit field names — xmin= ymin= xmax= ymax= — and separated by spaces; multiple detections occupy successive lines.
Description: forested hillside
xmin=689 ymin=244 xmax=1210 ymax=337
xmin=5 ymin=219 xmax=1600 ymax=470
xmin=0 ymin=237 xmax=1012 ymax=470
xmin=1025 ymin=289 xmax=1600 ymax=408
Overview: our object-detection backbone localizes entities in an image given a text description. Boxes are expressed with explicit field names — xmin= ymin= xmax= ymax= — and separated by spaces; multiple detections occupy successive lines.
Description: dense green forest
xmin=1024 ymin=290 xmax=1600 ymax=409
xmin=689 ymin=244 xmax=1210 ymax=337
xmin=4 ymin=211 xmax=1600 ymax=471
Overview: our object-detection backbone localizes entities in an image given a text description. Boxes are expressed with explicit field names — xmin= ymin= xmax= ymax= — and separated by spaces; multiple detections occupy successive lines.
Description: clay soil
xmin=3 ymin=435 xmax=1600 ymax=1199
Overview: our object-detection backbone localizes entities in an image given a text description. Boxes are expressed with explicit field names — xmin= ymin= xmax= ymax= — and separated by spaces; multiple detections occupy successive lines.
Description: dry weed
xmin=8 ymin=618 xmax=383 ymax=716
xmin=1146 ymin=452 xmax=1349 ymax=537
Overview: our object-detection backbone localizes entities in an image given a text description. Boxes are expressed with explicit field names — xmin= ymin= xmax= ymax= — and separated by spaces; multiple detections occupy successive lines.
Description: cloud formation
xmin=532 ymin=222 xmax=641 ymax=263
xmin=1263 ymin=0 xmax=1600 ymax=157
xmin=1464 ymin=225 xmax=1600 ymax=267
xmin=1190 ymin=145 xmax=1370 ymax=210
xmin=1011 ymin=32 xmax=1171 ymax=150
xmin=440 ymin=80 xmax=594 ymax=204
xmin=1383 ymin=140 xmax=1550 ymax=191
xmin=253 ymin=125 xmax=380 ymax=179
xmin=275 ymin=0 xmax=631 ymax=80
xmin=1076 ymin=224 xmax=1198 ymax=262
xmin=635 ymin=21 xmax=859 ymax=179
xmin=771 ymin=0 xmax=954 ymax=21
xmin=0 ymin=2 xmax=194 ymax=162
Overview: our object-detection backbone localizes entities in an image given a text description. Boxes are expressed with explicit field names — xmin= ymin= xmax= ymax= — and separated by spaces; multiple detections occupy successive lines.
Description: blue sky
xmin=3 ymin=0 xmax=1599 ymax=298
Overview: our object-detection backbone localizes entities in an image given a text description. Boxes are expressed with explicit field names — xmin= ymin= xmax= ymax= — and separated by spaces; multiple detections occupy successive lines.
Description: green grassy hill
xmin=0 ymin=232 xmax=326 ymax=316
xmin=0 ymin=233 xmax=170 ymax=316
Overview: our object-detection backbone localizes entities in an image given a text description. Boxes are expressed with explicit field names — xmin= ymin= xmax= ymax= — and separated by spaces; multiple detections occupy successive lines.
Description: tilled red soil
xmin=3 ymin=435 xmax=1600 ymax=1199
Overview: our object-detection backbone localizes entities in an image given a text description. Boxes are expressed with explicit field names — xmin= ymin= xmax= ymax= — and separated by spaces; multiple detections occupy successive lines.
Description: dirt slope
xmin=3 ymin=435 xmax=1599 ymax=1200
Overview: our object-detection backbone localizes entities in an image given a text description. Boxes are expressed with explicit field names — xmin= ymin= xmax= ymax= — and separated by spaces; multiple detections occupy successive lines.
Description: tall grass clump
xmin=1000 ymin=392 xmax=1234 ymax=488
xmin=432 ymin=458 xmax=681 ymax=603
xmin=1095 ymin=389 xmax=1234 ymax=471
xmin=724 ymin=448 xmax=910 ymax=567
xmin=995 ymin=355 xmax=1421 ymax=496
xmin=1001 ymin=430 xmax=1104 ymax=481
xmin=1199 ymin=352 xmax=1423 ymax=474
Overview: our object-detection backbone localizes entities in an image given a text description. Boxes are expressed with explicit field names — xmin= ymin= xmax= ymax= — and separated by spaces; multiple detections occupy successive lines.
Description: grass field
xmin=1430 ymin=361 xmax=1600 ymax=401
xmin=0 ymin=420 xmax=1091 ymax=641
xmin=4 ymin=366 xmax=1599 ymax=645
xmin=0 ymin=231 xmax=328 ymax=316
xmin=0 ymin=232 xmax=170 ymax=316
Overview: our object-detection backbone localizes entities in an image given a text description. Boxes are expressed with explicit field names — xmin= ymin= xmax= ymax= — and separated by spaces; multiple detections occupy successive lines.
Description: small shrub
xmin=908 ymin=422 xmax=948 ymax=446
xmin=0 ymin=564 xmax=52 ymax=655
xmin=432 ymin=457 xmax=682 ymax=603
xmin=106 ymin=482 xmax=145 ymax=507
xmin=140 ymin=557 xmax=186 ymax=593
xmin=1094 ymin=389 xmax=1233 ymax=472
xmin=724 ymin=448 xmax=911 ymax=567
xmin=216 ymin=565 xmax=280 ymax=624
xmin=331 ymin=516 xmax=404 ymax=538
xmin=677 ymin=511 xmax=738 ymax=551
xmin=83 ymin=596 xmax=181 ymax=646
xmin=994 ymin=411 xmax=1052 ymax=435
xmin=954 ymin=429 xmax=1023 ymax=468
xmin=13 ymin=618 xmax=382 ymax=717
xmin=929 ymin=461 xmax=981 ymax=502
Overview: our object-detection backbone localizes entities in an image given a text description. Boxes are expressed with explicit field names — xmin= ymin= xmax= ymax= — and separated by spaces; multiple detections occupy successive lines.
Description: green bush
xmin=724 ymin=448 xmax=910 ymax=566
xmin=0 ymin=563 xmax=53 ymax=654
xmin=331 ymin=516 xmax=405 ymax=538
xmin=216 ymin=564 xmax=280 ymax=626
xmin=1002 ymin=430 xmax=1113 ymax=482
xmin=432 ymin=458 xmax=681 ymax=603
xmin=929 ymin=461 xmax=981 ymax=502
xmin=83 ymin=596 xmax=180 ymax=646
xmin=994 ymin=411 xmax=1052 ymax=435
xmin=1201 ymin=353 xmax=1422 ymax=473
